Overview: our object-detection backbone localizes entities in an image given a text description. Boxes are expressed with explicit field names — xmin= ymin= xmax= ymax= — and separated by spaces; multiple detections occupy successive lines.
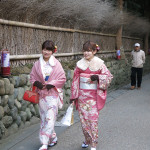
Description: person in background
xmin=131 ymin=43 xmax=145 ymax=90
xmin=30 ymin=40 xmax=66 ymax=150
xmin=70 ymin=41 xmax=113 ymax=150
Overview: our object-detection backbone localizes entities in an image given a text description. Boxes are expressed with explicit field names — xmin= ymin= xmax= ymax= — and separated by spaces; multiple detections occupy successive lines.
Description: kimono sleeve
xmin=98 ymin=64 xmax=113 ymax=90
xmin=70 ymin=67 xmax=80 ymax=99
xmin=30 ymin=63 xmax=37 ymax=84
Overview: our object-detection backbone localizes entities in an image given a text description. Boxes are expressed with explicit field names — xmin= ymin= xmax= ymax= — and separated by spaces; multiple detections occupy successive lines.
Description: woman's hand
xmin=33 ymin=81 xmax=44 ymax=89
xmin=46 ymin=84 xmax=55 ymax=90
xmin=90 ymin=75 xmax=99 ymax=82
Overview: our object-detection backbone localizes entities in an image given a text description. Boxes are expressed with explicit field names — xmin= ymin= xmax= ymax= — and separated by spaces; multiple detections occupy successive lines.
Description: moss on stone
xmin=11 ymin=66 xmax=32 ymax=76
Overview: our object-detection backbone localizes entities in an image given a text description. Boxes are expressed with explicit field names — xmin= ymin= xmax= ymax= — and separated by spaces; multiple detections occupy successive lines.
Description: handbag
xmin=23 ymin=86 xmax=39 ymax=104
xmin=61 ymin=104 xmax=74 ymax=126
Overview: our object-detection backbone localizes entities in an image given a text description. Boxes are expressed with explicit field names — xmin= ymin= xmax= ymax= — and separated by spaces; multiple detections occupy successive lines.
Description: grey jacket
xmin=131 ymin=50 xmax=145 ymax=68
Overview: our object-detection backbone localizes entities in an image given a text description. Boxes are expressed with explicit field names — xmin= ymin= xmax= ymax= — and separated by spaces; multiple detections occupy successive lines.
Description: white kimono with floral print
xmin=30 ymin=55 xmax=66 ymax=145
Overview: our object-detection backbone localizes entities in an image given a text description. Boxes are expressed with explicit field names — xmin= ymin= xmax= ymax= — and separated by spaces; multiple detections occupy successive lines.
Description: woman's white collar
xmin=39 ymin=55 xmax=55 ymax=66
xmin=77 ymin=56 xmax=104 ymax=71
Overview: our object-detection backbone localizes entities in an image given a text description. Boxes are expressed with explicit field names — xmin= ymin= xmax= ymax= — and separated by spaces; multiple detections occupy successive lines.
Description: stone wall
xmin=0 ymin=55 xmax=150 ymax=140
xmin=107 ymin=55 xmax=150 ymax=90
xmin=0 ymin=74 xmax=40 ymax=140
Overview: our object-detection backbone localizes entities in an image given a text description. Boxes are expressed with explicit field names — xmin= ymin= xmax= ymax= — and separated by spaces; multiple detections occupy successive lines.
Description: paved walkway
xmin=0 ymin=74 xmax=150 ymax=150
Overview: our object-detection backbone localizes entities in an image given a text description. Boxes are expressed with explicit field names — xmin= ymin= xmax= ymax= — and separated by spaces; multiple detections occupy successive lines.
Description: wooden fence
xmin=0 ymin=19 xmax=143 ymax=66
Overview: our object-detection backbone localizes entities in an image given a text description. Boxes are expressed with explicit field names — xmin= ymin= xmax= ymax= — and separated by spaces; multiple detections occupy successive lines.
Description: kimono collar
xmin=77 ymin=56 xmax=104 ymax=71
xmin=39 ymin=55 xmax=55 ymax=67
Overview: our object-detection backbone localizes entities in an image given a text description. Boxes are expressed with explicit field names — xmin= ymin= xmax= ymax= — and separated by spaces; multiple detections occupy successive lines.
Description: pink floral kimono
xmin=70 ymin=56 xmax=113 ymax=147
xmin=30 ymin=55 xmax=66 ymax=145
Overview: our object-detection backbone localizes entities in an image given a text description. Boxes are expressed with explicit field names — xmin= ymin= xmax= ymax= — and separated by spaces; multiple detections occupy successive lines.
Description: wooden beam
xmin=8 ymin=50 xmax=131 ymax=60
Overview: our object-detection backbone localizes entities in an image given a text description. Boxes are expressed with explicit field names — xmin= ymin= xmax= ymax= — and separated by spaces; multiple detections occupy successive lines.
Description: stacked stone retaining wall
xmin=0 ymin=74 xmax=40 ymax=139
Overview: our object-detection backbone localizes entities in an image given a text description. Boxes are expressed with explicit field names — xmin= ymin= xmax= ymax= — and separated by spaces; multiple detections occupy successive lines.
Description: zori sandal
xmin=82 ymin=142 xmax=89 ymax=148
xmin=48 ymin=137 xmax=57 ymax=147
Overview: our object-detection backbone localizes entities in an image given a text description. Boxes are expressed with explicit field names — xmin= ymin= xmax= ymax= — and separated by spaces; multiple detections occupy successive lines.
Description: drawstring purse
xmin=23 ymin=86 xmax=39 ymax=103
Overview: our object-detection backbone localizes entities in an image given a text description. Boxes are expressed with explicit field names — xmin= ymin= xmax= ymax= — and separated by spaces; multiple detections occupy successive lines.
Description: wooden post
xmin=116 ymin=0 xmax=123 ymax=51
xmin=144 ymin=0 xmax=150 ymax=54
xmin=116 ymin=26 xmax=123 ymax=50
xmin=144 ymin=33 xmax=149 ymax=54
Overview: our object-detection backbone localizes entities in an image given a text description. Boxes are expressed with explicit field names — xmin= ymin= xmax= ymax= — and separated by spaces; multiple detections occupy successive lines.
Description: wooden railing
xmin=9 ymin=50 xmax=132 ymax=60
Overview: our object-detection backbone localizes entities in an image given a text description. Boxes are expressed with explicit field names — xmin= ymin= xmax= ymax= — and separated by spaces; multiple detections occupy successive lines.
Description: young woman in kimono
xmin=30 ymin=40 xmax=66 ymax=150
xmin=70 ymin=41 xmax=113 ymax=150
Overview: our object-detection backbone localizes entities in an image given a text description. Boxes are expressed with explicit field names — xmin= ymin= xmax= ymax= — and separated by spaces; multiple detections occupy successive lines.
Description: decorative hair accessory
xmin=54 ymin=46 xmax=57 ymax=53
xmin=96 ymin=44 xmax=100 ymax=51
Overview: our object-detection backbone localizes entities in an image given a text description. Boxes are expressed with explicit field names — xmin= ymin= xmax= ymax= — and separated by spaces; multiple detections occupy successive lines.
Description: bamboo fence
xmin=0 ymin=19 xmax=143 ymax=66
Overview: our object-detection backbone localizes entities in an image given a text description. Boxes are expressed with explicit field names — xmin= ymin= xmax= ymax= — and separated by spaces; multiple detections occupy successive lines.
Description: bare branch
xmin=0 ymin=0 xmax=149 ymax=37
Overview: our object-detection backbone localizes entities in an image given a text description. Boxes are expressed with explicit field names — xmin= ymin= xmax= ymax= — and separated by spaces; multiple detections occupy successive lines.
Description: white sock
xmin=39 ymin=145 xmax=47 ymax=150
xmin=91 ymin=147 xmax=96 ymax=150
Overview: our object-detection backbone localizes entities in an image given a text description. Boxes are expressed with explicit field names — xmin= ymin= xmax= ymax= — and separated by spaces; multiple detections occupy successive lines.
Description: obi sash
xmin=80 ymin=73 xmax=97 ymax=90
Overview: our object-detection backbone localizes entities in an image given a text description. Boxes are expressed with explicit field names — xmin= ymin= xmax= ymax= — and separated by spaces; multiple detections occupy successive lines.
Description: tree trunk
xmin=144 ymin=0 xmax=150 ymax=54
xmin=116 ymin=26 xmax=122 ymax=50
xmin=144 ymin=32 xmax=149 ymax=54
xmin=116 ymin=0 xmax=123 ymax=50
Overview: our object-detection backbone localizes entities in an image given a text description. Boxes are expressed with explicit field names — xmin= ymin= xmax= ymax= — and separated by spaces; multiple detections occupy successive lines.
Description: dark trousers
xmin=131 ymin=67 xmax=143 ymax=87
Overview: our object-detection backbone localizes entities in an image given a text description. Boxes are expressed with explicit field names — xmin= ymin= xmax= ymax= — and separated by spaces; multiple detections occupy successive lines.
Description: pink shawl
xmin=30 ymin=55 xmax=66 ymax=98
